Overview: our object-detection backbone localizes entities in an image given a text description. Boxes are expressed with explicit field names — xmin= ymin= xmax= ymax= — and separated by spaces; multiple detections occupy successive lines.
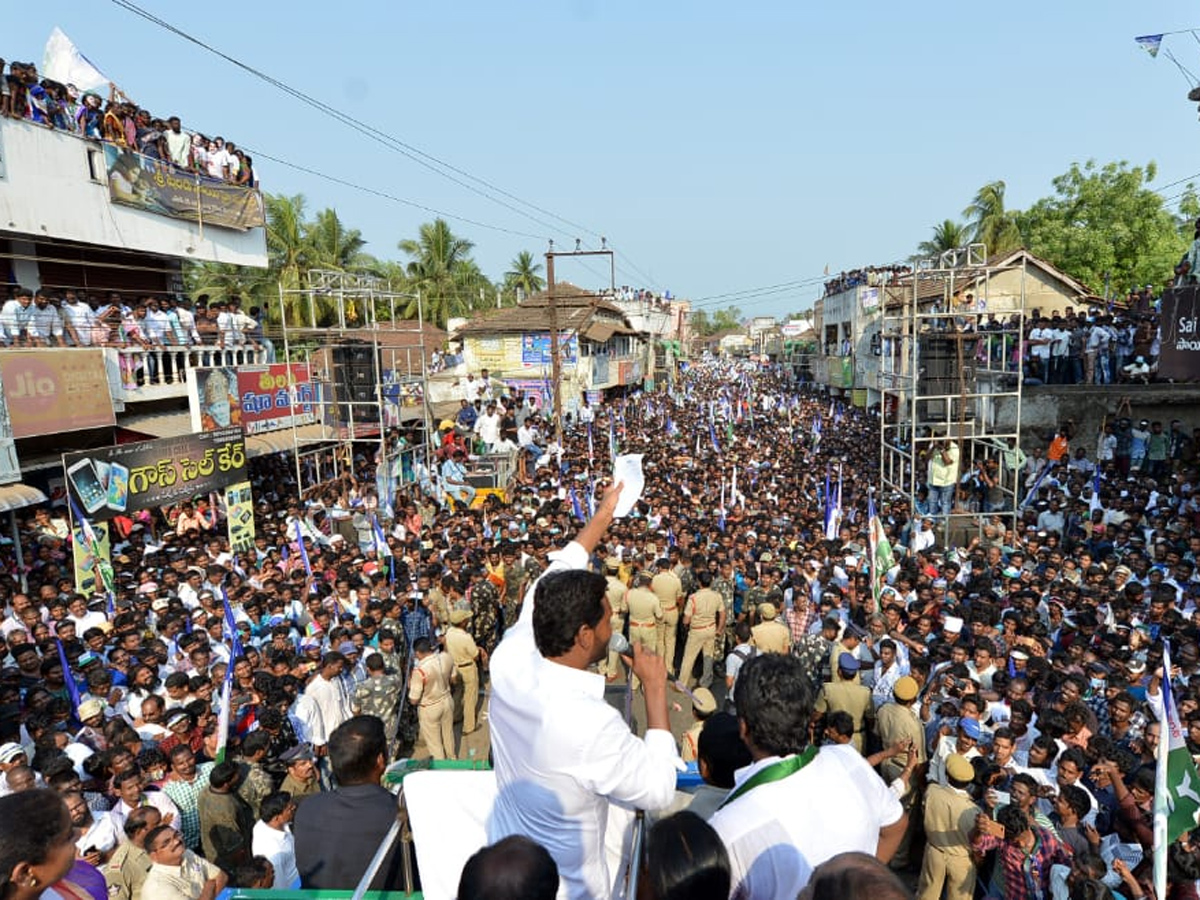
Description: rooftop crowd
xmin=0 ymin=358 xmax=1196 ymax=900
xmin=824 ymin=265 xmax=913 ymax=298
xmin=2 ymin=58 xmax=256 ymax=186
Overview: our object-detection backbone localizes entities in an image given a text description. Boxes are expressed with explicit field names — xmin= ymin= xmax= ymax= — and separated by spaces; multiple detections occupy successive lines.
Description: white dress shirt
xmin=302 ymin=675 xmax=350 ymax=744
xmin=489 ymin=540 xmax=680 ymax=900
xmin=709 ymin=743 xmax=903 ymax=900
xmin=252 ymin=819 xmax=300 ymax=888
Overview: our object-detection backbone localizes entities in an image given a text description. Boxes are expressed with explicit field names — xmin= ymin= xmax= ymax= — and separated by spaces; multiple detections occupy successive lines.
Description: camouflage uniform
xmin=354 ymin=672 xmax=405 ymax=760
xmin=792 ymin=633 xmax=834 ymax=696
xmin=238 ymin=761 xmax=274 ymax=819
xmin=503 ymin=564 xmax=527 ymax=621
xmin=712 ymin=575 xmax=737 ymax=658
xmin=469 ymin=579 xmax=502 ymax=655
xmin=743 ymin=586 xmax=768 ymax=625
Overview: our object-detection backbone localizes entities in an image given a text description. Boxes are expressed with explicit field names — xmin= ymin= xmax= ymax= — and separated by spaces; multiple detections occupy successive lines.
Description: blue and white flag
xmin=1020 ymin=463 xmax=1053 ymax=509
xmin=294 ymin=519 xmax=313 ymax=577
xmin=1088 ymin=468 xmax=1104 ymax=515
xmin=570 ymin=487 xmax=585 ymax=521
xmin=709 ymin=421 xmax=721 ymax=453
xmin=1136 ymin=34 xmax=1164 ymax=57
xmin=56 ymin=639 xmax=81 ymax=716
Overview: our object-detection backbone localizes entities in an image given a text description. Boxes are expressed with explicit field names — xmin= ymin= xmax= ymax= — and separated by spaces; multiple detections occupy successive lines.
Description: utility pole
xmin=544 ymin=238 xmax=615 ymax=448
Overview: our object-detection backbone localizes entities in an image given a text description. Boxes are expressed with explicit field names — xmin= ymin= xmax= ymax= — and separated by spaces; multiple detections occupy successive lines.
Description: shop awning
xmin=245 ymin=423 xmax=338 ymax=458
xmin=0 ymin=483 xmax=48 ymax=513
xmin=584 ymin=322 xmax=616 ymax=343
xmin=115 ymin=411 xmax=195 ymax=441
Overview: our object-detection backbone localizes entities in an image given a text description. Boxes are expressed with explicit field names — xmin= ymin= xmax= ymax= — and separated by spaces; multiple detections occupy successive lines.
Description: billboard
xmin=521 ymin=332 xmax=577 ymax=365
xmin=63 ymin=427 xmax=245 ymax=522
xmin=225 ymin=481 xmax=255 ymax=553
xmin=0 ymin=349 xmax=115 ymax=438
xmin=103 ymin=144 xmax=265 ymax=231
xmin=188 ymin=364 xmax=315 ymax=435
xmin=1159 ymin=285 xmax=1200 ymax=382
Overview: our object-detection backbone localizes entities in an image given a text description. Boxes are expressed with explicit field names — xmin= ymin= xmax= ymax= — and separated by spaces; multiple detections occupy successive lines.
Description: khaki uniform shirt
xmin=923 ymin=783 xmax=979 ymax=854
xmin=816 ymin=679 xmax=874 ymax=740
xmin=626 ymin=587 xmax=663 ymax=628
xmin=605 ymin=576 xmax=628 ymax=618
xmin=750 ymin=619 xmax=791 ymax=654
xmin=685 ymin=589 xmax=723 ymax=630
xmin=876 ymin=701 xmax=927 ymax=785
xmin=650 ymin=571 xmax=683 ymax=612
xmin=408 ymin=651 xmax=455 ymax=706
xmin=444 ymin=625 xmax=480 ymax=667
xmin=105 ymin=841 xmax=152 ymax=900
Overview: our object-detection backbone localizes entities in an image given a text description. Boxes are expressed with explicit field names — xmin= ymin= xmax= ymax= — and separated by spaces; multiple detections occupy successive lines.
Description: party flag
xmin=56 ymin=640 xmax=81 ymax=716
xmin=294 ymin=519 xmax=313 ymax=577
xmin=1136 ymin=34 xmax=1164 ymax=57
xmin=1155 ymin=643 xmax=1200 ymax=900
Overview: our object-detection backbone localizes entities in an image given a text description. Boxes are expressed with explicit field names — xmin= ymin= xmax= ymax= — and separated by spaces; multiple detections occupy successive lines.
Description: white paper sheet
xmin=612 ymin=454 xmax=645 ymax=518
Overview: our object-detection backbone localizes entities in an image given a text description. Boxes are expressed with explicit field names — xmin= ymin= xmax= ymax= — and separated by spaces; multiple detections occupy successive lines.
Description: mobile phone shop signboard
xmin=63 ymin=427 xmax=246 ymax=522
xmin=188 ymin=364 xmax=316 ymax=435
xmin=0 ymin=350 xmax=115 ymax=438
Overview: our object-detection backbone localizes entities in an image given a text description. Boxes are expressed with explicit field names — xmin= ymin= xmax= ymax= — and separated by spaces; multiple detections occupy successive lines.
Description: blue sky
xmin=10 ymin=1 xmax=1200 ymax=318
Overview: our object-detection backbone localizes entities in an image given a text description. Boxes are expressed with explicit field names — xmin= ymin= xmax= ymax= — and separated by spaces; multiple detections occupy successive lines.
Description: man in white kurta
xmin=488 ymin=485 xmax=680 ymax=900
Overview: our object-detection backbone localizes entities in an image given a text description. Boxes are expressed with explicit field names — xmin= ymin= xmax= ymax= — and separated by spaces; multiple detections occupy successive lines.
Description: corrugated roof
xmin=456 ymin=285 xmax=639 ymax=338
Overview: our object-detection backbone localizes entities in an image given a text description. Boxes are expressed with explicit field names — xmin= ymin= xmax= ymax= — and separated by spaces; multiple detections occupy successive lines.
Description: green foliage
xmin=502 ymin=250 xmax=546 ymax=304
xmin=917 ymin=219 xmax=971 ymax=258
xmin=963 ymin=180 xmax=1022 ymax=256
xmin=1018 ymin=160 xmax=1186 ymax=294
xmin=397 ymin=218 xmax=494 ymax=328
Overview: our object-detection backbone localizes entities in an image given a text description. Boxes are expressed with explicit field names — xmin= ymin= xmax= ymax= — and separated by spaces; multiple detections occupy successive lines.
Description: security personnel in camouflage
xmin=742 ymin=568 xmax=768 ymax=627
xmin=711 ymin=562 xmax=737 ymax=658
xmin=353 ymin=651 xmax=405 ymax=760
xmin=468 ymin=572 xmax=502 ymax=656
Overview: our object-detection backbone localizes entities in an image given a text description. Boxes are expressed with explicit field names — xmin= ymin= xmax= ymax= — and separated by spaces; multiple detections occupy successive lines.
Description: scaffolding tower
xmin=878 ymin=246 xmax=1027 ymax=547
xmin=276 ymin=269 xmax=435 ymax=509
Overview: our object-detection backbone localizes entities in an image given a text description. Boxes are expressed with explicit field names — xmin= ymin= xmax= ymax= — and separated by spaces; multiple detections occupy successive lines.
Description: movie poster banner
xmin=72 ymin=521 xmax=110 ymax=597
xmin=188 ymin=364 xmax=316 ymax=435
xmin=63 ymin=427 xmax=246 ymax=522
xmin=225 ymin=481 xmax=255 ymax=553
xmin=1159 ymin=285 xmax=1200 ymax=382
xmin=102 ymin=144 xmax=265 ymax=231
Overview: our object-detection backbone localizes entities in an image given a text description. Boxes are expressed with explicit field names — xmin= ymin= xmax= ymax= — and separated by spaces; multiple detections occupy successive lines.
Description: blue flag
xmin=570 ymin=487 xmax=585 ymax=521
xmin=709 ymin=421 xmax=721 ymax=453
xmin=56 ymin=640 xmax=81 ymax=716
xmin=294 ymin=519 xmax=313 ymax=577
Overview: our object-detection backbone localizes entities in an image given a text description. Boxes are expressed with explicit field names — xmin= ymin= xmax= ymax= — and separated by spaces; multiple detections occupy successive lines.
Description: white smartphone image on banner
xmin=67 ymin=458 xmax=107 ymax=515
xmin=106 ymin=461 xmax=130 ymax=512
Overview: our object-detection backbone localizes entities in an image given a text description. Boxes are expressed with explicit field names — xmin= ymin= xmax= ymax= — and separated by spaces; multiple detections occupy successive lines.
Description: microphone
xmin=609 ymin=633 xmax=632 ymax=658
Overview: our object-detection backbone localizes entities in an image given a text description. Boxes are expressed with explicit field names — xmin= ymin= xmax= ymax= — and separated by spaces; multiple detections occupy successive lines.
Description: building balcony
xmin=110 ymin=344 xmax=269 ymax=403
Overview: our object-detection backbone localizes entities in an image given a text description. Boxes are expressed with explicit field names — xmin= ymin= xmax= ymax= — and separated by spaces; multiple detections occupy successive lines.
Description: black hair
xmin=825 ymin=711 xmax=854 ymax=739
xmin=997 ymin=804 xmax=1030 ymax=841
xmin=1059 ymin=783 xmax=1090 ymax=818
xmin=208 ymin=760 xmax=241 ymax=790
xmin=644 ymin=811 xmax=731 ymax=900
xmin=328 ymin=715 xmax=386 ymax=785
xmin=0 ymin=790 xmax=71 ymax=893
xmin=532 ymin=570 xmax=608 ymax=658
xmin=241 ymin=730 xmax=270 ymax=757
xmin=457 ymin=835 xmax=559 ymax=900
xmin=259 ymin=791 xmax=292 ymax=823
xmin=231 ymin=856 xmax=275 ymax=888
xmin=801 ymin=851 xmax=911 ymax=900
xmin=123 ymin=804 xmax=161 ymax=839
xmin=697 ymin=713 xmax=752 ymax=789
xmin=733 ymin=654 xmax=813 ymax=757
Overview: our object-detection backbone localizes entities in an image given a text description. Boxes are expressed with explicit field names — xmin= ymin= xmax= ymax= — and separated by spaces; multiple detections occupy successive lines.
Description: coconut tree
xmin=917 ymin=220 xmax=971 ymax=258
xmin=504 ymin=250 xmax=545 ymax=301
xmin=963 ymin=181 xmax=1023 ymax=256
xmin=305 ymin=208 xmax=369 ymax=271
xmin=398 ymin=219 xmax=479 ymax=327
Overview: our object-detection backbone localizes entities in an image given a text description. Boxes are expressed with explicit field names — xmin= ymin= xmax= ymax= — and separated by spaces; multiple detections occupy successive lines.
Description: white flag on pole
xmin=42 ymin=27 xmax=109 ymax=93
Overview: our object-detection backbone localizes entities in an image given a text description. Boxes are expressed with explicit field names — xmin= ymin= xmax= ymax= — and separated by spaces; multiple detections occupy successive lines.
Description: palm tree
xmin=504 ymin=250 xmax=545 ymax=300
xmin=398 ymin=219 xmax=479 ymax=327
xmin=963 ymin=181 xmax=1023 ymax=256
xmin=917 ymin=220 xmax=970 ymax=258
xmin=305 ymin=208 xmax=369 ymax=271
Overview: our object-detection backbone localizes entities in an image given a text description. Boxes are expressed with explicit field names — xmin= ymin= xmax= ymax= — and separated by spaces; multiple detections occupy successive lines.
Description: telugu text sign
xmin=1160 ymin=285 xmax=1200 ymax=382
xmin=103 ymin=143 xmax=265 ymax=231
xmin=63 ymin=427 xmax=246 ymax=522
xmin=188 ymin=364 xmax=315 ymax=435
xmin=0 ymin=349 xmax=115 ymax=438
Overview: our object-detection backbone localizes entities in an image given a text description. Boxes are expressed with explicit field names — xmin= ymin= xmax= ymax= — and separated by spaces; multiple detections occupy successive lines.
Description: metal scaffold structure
xmin=276 ymin=269 xmax=435 ymax=505
xmin=878 ymin=245 xmax=1027 ymax=547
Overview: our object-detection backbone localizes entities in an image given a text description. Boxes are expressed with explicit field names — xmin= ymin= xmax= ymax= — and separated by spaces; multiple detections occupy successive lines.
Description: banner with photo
xmin=188 ymin=364 xmax=316 ymax=435
xmin=63 ymin=427 xmax=246 ymax=522
xmin=225 ymin=481 xmax=255 ymax=553
xmin=521 ymin=332 xmax=578 ymax=365
xmin=102 ymin=143 xmax=265 ymax=231
xmin=71 ymin=521 xmax=110 ymax=597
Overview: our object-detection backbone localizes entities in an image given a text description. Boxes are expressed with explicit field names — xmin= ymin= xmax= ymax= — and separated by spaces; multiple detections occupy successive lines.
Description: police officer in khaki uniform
xmin=917 ymin=753 xmax=980 ymax=900
xmin=444 ymin=608 xmax=485 ymax=738
xmin=625 ymin=572 xmax=662 ymax=691
xmin=678 ymin=570 xmax=725 ymax=688
xmin=815 ymin=653 xmax=874 ymax=753
xmin=601 ymin=557 xmax=628 ymax=681
xmin=650 ymin=559 xmax=683 ymax=675
xmin=679 ymin=687 xmax=717 ymax=763
xmin=407 ymin=636 xmax=458 ymax=760
xmin=105 ymin=805 xmax=159 ymax=900
xmin=829 ymin=621 xmax=866 ymax=685
xmin=750 ymin=601 xmax=790 ymax=654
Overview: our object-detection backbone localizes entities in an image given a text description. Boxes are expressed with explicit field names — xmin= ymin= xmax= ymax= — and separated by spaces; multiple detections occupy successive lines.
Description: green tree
xmin=1018 ymin=160 xmax=1186 ymax=294
xmin=398 ymin=218 xmax=481 ymax=327
xmin=711 ymin=306 xmax=744 ymax=332
xmin=963 ymin=180 xmax=1022 ymax=256
xmin=689 ymin=309 xmax=713 ymax=336
xmin=305 ymin=208 xmax=369 ymax=271
xmin=917 ymin=219 xmax=971 ymax=258
xmin=504 ymin=250 xmax=546 ymax=301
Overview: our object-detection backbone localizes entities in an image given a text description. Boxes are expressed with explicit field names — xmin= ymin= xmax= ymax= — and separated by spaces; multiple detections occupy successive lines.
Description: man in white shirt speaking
xmin=708 ymin=653 xmax=907 ymax=900
xmin=489 ymin=482 xmax=680 ymax=900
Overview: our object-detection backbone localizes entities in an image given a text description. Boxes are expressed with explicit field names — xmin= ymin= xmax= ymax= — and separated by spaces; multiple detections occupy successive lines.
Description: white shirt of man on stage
xmin=488 ymin=482 xmax=681 ymax=900
xmin=708 ymin=653 xmax=906 ymax=900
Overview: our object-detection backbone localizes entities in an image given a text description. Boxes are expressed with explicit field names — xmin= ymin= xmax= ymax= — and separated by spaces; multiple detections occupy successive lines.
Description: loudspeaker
xmin=332 ymin=342 xmax=379 ymax=418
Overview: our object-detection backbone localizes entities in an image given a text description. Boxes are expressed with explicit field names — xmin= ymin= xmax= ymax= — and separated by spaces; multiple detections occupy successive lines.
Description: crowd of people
xmin=0 ymin=358 xmax=1195 ymax=900
xmin=824 ymin=265 xmax=914 ymax=298
xmin=2 ymin=57 xmax=256 ymax=186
